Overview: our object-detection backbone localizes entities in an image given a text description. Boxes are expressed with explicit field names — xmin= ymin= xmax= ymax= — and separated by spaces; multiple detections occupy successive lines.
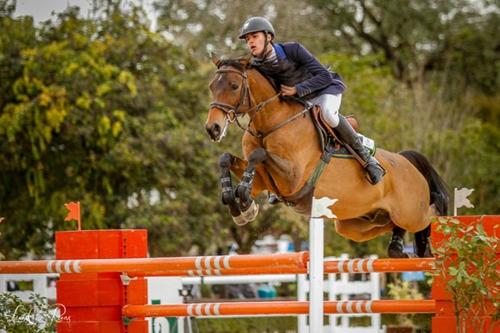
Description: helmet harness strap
xmin=259 ymin=31 xmax=271 ymax=60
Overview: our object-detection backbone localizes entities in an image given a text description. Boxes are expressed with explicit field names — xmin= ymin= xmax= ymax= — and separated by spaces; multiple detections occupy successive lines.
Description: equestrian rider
xmin=239 ymin=16 xmax=385 ymax=185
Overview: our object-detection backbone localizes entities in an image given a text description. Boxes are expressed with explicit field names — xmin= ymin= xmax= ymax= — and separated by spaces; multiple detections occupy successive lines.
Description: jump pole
xmin=0 ymin=257 xmax=437 ymax=275
xmin=122 ymin=300 xmax=437 ymax=317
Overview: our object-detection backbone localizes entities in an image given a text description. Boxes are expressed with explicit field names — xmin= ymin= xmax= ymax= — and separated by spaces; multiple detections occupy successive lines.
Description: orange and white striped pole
xmin=0 ymin=256 xmax=436 ymax=276
xmin=0 ymin=252 xmax=308 ymax=274
xmin=127 ymin=257 xmax=436 ymax=277
xmin=122 ymin=300 xmax=436 ymax=317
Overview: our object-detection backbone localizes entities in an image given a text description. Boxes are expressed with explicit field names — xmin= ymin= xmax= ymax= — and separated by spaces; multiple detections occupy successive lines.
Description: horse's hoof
xmin=232 ymin=202 xmax=259 ymax=226
xmin=422 ymin=247 xmax=433 ymax=258
xmin=388 ymin=250 xmax=410 ymax=258
xmin=387 ymin=242 xmax=409 ymax=258
xmin=241 ymin=201 xmax=259 ymax=222
xmin=232 ymin=213 xmax=249 ymax=226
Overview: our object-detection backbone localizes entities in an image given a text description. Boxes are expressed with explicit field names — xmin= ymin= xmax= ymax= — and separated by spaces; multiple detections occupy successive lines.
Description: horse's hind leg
xmin=388 ymin=226 xmax=410 ymax=258
xmin=388 ymin=225 xmax=433 ymax=258
xmin=414 ymin=225 xmax=432 ymax=257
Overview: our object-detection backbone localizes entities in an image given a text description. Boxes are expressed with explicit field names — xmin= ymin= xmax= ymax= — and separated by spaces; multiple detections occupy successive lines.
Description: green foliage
xmin=386 ymin=279 xmax=426 ymax=329
xmin=153 ymin=0 xmax=337 ymax=57
xmin=433 ymin=217 xmax=499 ymax=332
xmin=309 ymin=0 xmax=500 ymax=87
xmin=387 ymin=280 xmax=424 ymax=301
xmin=0 ymin=292 xmax=57 ymax=333
xmin=0 ymin=4 xmax=220 ymax=258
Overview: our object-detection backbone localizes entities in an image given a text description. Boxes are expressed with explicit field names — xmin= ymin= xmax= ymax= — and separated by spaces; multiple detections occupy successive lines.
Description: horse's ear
xmin=237 ymin=55 xmax=251 ymax=68
xmin=243 ymin=56 xmax=252 ymax=68
xmin=210 ymin=52 xmax=222 ymax=67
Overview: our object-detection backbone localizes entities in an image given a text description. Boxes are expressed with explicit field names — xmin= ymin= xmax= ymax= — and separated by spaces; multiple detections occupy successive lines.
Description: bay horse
xmin=205 ymin=56 xmax=448 ymax=258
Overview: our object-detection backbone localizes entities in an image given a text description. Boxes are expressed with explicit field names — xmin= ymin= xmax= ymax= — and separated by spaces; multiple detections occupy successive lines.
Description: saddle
xmin=309 ymin=105 xmax=374 ymax=161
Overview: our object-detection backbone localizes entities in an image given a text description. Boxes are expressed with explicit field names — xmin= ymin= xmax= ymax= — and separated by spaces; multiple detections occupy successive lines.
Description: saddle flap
xmin=310 ymin=106 xmax=370 ymax=162
xmin=312 ymin=106 xmax=359 ymax=136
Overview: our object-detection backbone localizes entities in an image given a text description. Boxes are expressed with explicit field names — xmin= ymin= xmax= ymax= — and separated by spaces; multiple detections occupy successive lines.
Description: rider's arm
xmin=284 ymin=43 xmax=334 ymax=97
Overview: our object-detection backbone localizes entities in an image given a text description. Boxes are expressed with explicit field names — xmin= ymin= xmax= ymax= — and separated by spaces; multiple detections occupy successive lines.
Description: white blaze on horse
xmin=205 ymin=56 xmax=448 ymax=258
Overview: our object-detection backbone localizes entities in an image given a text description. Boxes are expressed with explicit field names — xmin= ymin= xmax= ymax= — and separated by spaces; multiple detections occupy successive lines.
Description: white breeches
xmin=309 ymin=94 xmax=342 ymax=128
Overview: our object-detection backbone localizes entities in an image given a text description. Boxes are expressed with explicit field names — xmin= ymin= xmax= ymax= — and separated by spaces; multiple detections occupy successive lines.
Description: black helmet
xmin=239 ymin=17 xmax=275 ymax=39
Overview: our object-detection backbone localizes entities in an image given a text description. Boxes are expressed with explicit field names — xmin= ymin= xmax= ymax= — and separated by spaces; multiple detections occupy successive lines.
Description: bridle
xmin=209 ymin=68 xmax=251 ymax=119
xmin=209 ymin=65 xmax=311 ymax=139
xmin=209 ymin=66 xmax=280 ymax=138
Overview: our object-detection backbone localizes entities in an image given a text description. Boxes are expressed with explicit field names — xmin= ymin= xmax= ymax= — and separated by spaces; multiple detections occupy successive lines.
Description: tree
xmin=309 ymin=0 xmax=499 ymax=88
xmin=153 ymin=0 xmax=338 ymax=57
xmin=0 ymin=3 xmax=226 ymax=258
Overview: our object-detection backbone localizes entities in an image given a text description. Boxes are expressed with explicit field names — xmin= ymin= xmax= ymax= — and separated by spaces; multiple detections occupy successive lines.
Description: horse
xmin=205 ymin=56 xmax=449 ymax=258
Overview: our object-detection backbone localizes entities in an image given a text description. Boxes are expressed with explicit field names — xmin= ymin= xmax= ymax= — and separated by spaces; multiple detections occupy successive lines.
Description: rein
xmin=210 ymin=66 xmax=310 ymax=139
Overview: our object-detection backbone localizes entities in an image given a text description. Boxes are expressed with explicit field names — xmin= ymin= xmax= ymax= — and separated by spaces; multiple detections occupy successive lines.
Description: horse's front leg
xmin=235 ymin=148 xmax=268 ymax=221
xmin=219 ymin=153 xmax=242 ymax=220
xmin=219 ymin=149 xmax=269 ymax=226
xmin=219 ymin=152 xmax=263 ymax=226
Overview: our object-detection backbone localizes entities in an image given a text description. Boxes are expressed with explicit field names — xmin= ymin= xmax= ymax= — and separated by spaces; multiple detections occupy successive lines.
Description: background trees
xmin=0 ymin=0 xmax=497 ymax=259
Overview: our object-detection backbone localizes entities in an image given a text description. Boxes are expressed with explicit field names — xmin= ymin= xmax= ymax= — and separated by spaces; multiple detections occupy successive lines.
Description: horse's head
xmin=205 ymin=55 xmax=252 ymax=142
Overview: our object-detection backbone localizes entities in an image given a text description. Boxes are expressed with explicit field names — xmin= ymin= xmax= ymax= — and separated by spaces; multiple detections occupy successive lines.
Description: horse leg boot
xmin=219 ymin=153 xmax=243 ymax=223
xmin=388 ymin=226 xmax=411 ymax=258
xmin=335 ymin=115 xmax=385 ymax=184
xmin=235 ymin=148 xmax=268 ymax=223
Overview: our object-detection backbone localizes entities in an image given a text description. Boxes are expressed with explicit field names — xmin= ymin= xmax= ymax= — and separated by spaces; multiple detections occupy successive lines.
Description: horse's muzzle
xmin=205 ymin=123 xmax=222 ymax=141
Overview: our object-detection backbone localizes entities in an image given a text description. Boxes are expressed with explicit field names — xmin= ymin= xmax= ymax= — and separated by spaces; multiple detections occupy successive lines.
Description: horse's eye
xmin=231 ymin=83 xmax=239 ymax=90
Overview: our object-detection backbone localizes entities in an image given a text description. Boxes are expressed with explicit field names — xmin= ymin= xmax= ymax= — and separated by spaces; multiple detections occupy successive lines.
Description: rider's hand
xmin=280 ymin=85 xmax=297 ymax=96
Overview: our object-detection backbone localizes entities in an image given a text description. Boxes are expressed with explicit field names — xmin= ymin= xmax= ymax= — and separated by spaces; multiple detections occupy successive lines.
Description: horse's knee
xmin=219 ymin=152 xmax=233 ymax=168
xmin=248 ymin=148 xmax=267 ymax=164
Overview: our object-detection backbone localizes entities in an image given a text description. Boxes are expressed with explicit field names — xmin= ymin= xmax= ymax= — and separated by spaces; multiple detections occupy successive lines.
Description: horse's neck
xmin=247 ymin=69 xmax=304 ymax=132
xmin=246 ymin=69 xmax=321 ymax=201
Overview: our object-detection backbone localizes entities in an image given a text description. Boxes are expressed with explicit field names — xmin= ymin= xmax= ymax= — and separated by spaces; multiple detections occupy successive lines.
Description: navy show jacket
xmin=274 ymin=42 xmax=346 ymax=98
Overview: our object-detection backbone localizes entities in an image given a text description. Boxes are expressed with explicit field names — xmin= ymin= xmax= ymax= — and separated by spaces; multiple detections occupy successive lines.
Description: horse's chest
xmin=265 ymin=152 xmax=294 ymax=174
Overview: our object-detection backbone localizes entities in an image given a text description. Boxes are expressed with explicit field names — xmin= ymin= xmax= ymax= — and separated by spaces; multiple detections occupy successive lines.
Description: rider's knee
xmin=317 ymin=94 xmax=341 ymax=128
xmin=322 ymin=111 xmax=339 ymax=128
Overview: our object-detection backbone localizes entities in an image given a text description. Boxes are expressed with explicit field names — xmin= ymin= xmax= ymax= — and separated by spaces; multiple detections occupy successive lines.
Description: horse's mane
xmin=217 ymin=57 xmax=250 ymax=71
xmin=217 ymin=57 xmax=275 ymax=89
xmin=216 ymin=56 xmax=307 ymax=106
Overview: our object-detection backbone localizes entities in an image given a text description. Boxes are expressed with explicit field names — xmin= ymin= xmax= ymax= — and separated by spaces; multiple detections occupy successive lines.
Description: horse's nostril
xmin=212 ymin=124 xmax=221 ymax=137
xmin=206 ymin=123 xmax=221 ymax=139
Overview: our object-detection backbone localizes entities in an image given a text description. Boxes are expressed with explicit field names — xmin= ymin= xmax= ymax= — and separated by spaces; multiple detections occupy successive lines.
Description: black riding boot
xmin=335 ymin=116 xmax=385 ymax=184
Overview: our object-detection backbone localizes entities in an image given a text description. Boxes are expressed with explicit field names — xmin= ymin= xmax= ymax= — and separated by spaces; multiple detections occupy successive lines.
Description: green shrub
xmin=0 ymin=292 xmax=58 ymax=333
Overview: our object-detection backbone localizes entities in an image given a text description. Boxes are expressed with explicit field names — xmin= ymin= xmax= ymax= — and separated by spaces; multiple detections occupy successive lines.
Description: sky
xmin=14 ymin=0 xmax=157 ymax=27
xmin=15 ymin=0 xmax=93 ymax=22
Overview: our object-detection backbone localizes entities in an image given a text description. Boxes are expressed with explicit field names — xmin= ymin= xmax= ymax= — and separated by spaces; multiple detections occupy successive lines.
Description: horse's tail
xmin=399 ymin=150 xmax=449 ymax=257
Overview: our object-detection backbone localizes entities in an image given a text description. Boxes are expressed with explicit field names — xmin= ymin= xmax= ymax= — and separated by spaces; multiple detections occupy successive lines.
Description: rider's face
xmin=245 ymin=32 xmax=271 ymax=57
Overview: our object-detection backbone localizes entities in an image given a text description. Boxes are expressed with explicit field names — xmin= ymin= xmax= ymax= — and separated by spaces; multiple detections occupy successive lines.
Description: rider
xmin=239 ymin=16 xmax=385 ymax=185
